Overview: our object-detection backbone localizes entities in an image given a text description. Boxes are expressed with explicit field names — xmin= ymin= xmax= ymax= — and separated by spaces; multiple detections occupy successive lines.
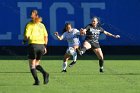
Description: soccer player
xmin=78 ymin=17 xmax=120 ymax=72
xmin=23 ymin=10 xmax=49 ymax=85
xmin=54 ymin=23 xmax=80 ymax=72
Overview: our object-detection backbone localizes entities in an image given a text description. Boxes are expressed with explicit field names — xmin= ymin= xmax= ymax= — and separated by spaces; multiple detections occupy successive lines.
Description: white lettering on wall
xmin=17 ymin=2 xmax=42 ymax=40
xmin=81 ymin=3 xmax=105 ymax=26
xmin=0 ymin=32 xmax=11 ymax=40
xmin=81 ymin=3 xmax=106 ymax=40
xmin=50 ymin=2 xmax=74 ymax=39
xmin=17 ymin=2 xmax=106 ymax=41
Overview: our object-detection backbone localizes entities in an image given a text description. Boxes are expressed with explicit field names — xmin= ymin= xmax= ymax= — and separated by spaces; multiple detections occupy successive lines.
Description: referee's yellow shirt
xmin=24 ymin=21 xmax=48 ymax=44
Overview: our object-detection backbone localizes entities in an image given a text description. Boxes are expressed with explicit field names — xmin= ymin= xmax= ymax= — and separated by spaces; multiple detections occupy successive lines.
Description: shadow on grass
xmin=0 ymin=55 xmax=140 ymax=60
xmin=0 ymin=71 xmax=139 ymax=76
xmin=99 ymin=73 xmax=140 ymax=75
xmin=113 ymin=73 xmax=140 ymax=75
xmin=0 ymin=71 xmax=30 ymax=73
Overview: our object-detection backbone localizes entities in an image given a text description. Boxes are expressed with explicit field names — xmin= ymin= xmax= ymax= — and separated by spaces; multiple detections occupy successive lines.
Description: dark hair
xmin=62 ymin=23 xmax=72 ymax=33
xmin=92 ymin=16 xmax=101 ymax=27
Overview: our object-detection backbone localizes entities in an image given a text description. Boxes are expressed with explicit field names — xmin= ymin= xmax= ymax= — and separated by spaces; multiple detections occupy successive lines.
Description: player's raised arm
xmin=103 ymin=31 xmax=120 ymax=38
xmin=54 ymin=32 xmax=64 ymax=40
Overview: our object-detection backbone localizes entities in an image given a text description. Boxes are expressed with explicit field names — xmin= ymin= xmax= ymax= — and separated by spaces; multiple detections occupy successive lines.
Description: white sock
xmin=72 ymin=51 xmax=77 ymax=62
xmin=100 ymin=66 xmax=104 ymax=69
xmin=63 ymin=62 xmax=67 ymax=70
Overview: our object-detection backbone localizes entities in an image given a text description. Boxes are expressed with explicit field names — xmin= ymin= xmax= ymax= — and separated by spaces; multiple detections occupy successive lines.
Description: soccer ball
xmin=66 ymin=47 xmax=75 ymax=55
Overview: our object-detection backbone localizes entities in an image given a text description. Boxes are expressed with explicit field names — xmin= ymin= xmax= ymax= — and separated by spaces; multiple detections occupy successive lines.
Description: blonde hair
xmin=35 ymin=17 xmax=42 ymax=23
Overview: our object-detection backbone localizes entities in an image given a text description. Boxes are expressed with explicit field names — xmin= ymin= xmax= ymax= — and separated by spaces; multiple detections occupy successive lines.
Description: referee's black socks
xmin=36 ymin=65 xmax=49 ymax=84
xmin=36 ymin=65 xmax=47 ymax=74
xmin=30 ymin=69 xmax=39 ymax=83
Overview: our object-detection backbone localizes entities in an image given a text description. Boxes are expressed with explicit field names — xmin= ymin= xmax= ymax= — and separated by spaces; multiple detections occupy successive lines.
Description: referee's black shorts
xmin=28 ymin=44 xmax=45 ymax=60
xmin=86 ymin=40 xmax=100 ymax=49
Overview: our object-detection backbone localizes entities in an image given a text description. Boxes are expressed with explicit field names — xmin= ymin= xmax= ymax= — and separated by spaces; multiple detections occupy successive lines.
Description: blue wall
xmin=0 ymin=0 xmax=140 ymax=46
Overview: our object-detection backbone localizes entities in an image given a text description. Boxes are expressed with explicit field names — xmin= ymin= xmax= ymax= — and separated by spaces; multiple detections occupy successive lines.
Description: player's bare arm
xmin=54 ymin=32 xmax=63 ymax=40
xmin=104 ymin=31 xmax=120 ymax=38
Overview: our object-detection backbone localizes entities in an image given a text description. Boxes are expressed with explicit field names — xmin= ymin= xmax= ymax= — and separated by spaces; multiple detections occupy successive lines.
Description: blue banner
xmin=0 ymin=0 xmax=140 ymax=46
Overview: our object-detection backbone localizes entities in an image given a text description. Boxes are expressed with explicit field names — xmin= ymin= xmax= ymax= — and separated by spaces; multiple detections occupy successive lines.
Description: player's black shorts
xmin=28 ymin=44 xmax=45 ymax=60
xmin=86 ymin=40 xmax=100 ymax=49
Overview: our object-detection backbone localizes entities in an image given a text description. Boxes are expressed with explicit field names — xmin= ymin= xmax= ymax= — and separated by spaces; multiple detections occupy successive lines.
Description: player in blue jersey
xmin=54 ymin=23 xmax=80 ymax=72
xmin=79 ymin=17 xmax=120 ymax=72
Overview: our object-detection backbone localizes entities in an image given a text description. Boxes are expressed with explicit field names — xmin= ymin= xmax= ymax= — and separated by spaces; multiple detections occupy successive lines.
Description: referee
xmin=23 ymin=10 xmax=49 ymax=85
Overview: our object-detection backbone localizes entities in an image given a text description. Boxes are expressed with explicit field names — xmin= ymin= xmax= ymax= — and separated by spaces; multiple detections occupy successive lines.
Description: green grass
xmin=0 ymin=56 xmax=140 ymax=93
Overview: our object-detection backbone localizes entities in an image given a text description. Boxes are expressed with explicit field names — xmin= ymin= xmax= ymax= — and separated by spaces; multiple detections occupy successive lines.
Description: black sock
xmin=36 ymin=65 xmax=47 ymax=74
xmin=36 ymin=65 xmax=49 ymax=84
xmin=81 ymin=47 xmax=87 ymax=54
xmin=99 ymin=59 xmax=104 ymax=68
xmin=30 ymin=69 xmax=39 ymax=82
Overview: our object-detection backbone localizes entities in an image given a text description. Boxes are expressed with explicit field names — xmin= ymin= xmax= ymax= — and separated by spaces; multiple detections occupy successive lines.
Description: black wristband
xmin=44 ymin=44 xmax=46 ymax=47
xmin=22 ymin=40 xmax=27 ymax=44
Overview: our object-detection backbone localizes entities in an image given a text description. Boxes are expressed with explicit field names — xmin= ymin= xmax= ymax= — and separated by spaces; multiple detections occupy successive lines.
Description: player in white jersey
xmin=54 ymin=23 xmax=80 ymax=72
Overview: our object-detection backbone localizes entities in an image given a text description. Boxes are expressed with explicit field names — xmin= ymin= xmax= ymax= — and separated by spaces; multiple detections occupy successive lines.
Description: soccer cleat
xmin=79 ymin=51 xmax=83 ymax=56
xmin=43 ymin=72 xmax=49 ymax=84
xmin=61 ymin=70 xmax=67 ymax=72
xmin=76 ymin=48 xmax=83 ymax=56
xmin=68 ymin=61 xmax=76 ymax=67
xmin=33 ymin=81 xmax=40 ymax=85
xmin=99 ymin=68 xmax=104 ymax=73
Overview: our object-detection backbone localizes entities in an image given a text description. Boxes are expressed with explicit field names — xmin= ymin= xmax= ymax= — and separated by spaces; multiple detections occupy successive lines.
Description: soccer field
xmin=0 ymin=56 xmax=140 ymax=93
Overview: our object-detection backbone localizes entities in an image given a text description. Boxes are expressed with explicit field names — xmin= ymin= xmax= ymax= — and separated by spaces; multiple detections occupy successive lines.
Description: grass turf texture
xmin=0 ymin=56 xmax=140 ymax=93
